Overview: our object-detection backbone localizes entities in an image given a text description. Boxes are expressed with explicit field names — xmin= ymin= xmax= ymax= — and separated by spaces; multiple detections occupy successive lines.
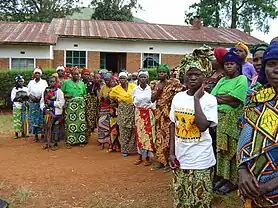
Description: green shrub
xmin=147 ymin=67 xmax=157 ymax=82
xmin=0 ymin=68 xmax=55 ymax=110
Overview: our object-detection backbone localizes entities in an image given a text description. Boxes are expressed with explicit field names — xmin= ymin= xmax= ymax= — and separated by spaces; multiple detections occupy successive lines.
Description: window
xmin=142 ymin=53 xmax=160 ymax=68
xmin=65 ymin=51 xmax=86 ymax=68
xmin=11 ymin=58 xmax=35 ymax=69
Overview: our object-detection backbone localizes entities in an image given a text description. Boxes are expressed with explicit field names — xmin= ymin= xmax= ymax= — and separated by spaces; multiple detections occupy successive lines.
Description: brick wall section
xmin=126 ymin=53 xmax=140 ymax=72
xmin=36 ymin=59 xmax=53 ymax=69
xmin=161 ymin=54 xmax=184 ymax=69
xmin=87 ymin=51 xmax=100 ymax=69
xmin=53 ymin=50 xmax=64 ymax=67
xmin=0 ymin=58 xmax=9 ymax=69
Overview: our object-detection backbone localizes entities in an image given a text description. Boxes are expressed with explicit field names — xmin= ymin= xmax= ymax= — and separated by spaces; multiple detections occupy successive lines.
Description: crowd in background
xmin=10 ymin=39 xmax=278 ymax=208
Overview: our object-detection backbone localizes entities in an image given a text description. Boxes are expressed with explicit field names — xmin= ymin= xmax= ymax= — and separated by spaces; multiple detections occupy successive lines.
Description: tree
xmin=185 ymin=0 xmax=278 ymax=33
xmin=90 ymin=0 xmax=141 ymax=21
xmin=0 ymin=0 xmax=81 ymax=22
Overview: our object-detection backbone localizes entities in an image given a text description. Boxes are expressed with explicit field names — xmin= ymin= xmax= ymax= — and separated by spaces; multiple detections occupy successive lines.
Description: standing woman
xmin=109 ymin=76 xmax=121 ymax=152
xmin=151 ymin=64 xmax=184 ymax=171
xmin=55 ymin=66 xmax=67 ymax=88
xmin=133 ymin=70 xmax=156 ymax=166
xmin=28 ymin=68 xmax=48 ymax=142
xmin=11 ymin=74 xmax=28 ymax=139
xmin=110 ymin=72 xmax=137 ymax=157
xmin=98 ymin=73 xmax=112 ymax=150
xmin=61 ymin=68 xmax=87 ymax=147
xmin=211 ymin=52 xmax=248 ymax=193
xmin=82 ymin=68 xmax=98 ymax=137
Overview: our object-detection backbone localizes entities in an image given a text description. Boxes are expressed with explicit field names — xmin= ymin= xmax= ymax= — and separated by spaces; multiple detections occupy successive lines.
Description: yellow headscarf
xmin=235 ymin=42 xmax=249 ymax=55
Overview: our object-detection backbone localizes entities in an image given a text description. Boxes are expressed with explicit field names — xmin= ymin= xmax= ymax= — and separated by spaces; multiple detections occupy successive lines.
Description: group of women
xmin=10 ymin=38 xmax=278 ymax=207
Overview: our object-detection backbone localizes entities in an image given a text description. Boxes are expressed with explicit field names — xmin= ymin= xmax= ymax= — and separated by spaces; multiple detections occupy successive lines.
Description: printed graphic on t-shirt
xmin=174 ymin=107 xmax=201 ymax=142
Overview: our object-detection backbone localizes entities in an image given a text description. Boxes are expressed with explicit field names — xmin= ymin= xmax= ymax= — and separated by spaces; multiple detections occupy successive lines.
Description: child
xmin=10 ymin=75 xmax=28 ymax=139
xmin=40 ymin=76 xmax=65 ymax=150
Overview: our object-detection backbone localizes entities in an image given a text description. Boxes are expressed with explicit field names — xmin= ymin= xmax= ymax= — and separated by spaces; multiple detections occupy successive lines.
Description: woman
xmin=250 ymin=44 xmax=269 ymax=85
xmin=61 ymin=68 xmax=87 ymax=147
xmin=235 ymin=42 xmax=257 ymax=87
xmin=151 ymin=64 xmax=184 ymax=171
xmin=109 ymin=76 xmax=121 ymax=152
xmin=133 ymin=70 xmax=156 ymax=166
xmin=82 ymin=68 xmax=98 ymax=137
xmin=211 ymin=51 xmax=248 ymax=194
xmin=98 ymin=73 xmax=112 ymax=149
xmin=238 ymin=42 xmax=278 ymax=208
xmin=110 ymin=72 xmax=137 ymax=157
xmin=204 ymin=47 xmax=227 ymax=93
xmin=55 ymin=66 xmax=67 ymax=88
xmin=40 ymin=76 xmax=65 ymax=151
xmin=27 ymin=68 xmax=48 ymax=142
xmin=169 ymin=54 xmax=218 ymax=208
xmin=10 ymin=74 xmax=28 ymax=139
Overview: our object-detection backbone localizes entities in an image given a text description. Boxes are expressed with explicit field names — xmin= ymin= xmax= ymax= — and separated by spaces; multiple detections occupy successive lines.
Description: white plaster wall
xmin=54 ymin=38 xmax=230 ymax=54
xmin=0 ymin=45 xmax=51 ymax=59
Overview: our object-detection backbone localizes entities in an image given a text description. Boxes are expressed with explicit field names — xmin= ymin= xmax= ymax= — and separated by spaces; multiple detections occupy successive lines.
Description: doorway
xmin=100 ymin=52 xmax=126 ymax=73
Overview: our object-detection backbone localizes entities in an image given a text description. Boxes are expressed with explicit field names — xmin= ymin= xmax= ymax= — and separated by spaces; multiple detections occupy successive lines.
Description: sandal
xmin=42 ymin=144 xmax=49 ymax=150
xmin=163 ymin=165 xmax=172 ymax=173
xmin=151 ymin=163 xmax=164 ymax=171
xmin=122 ymin=152 xmax=128 ymax=157
xmin=65 ymin=143 xmax=72 ymax=149
xmin=107 ymin=148 xmax=113 ymax=152
xmin=143 ymin=161 xmax=152 ymax=166
xmin=134 ymin=160 xmax=142 ymax=165
xmin=52 ymin=145 xmax=58 ymax=151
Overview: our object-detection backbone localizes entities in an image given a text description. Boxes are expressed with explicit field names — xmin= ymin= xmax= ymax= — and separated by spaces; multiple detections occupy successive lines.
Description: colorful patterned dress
xmin=155 ymin=78 xmax=184 ymax=166
xmin=238 ymin=85 xmax=278 ymax=207
xmin=109 ymin=105 xmax=120 ymax=151
xmin=61 ymin=79 xmax=87 ymax=145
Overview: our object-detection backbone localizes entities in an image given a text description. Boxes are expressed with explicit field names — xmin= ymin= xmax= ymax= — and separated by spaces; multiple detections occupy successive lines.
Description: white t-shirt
xmin=27 ymin=79 xmax=48 ymax=98
xmin=169 ymin=91 xmax=218 ymax=170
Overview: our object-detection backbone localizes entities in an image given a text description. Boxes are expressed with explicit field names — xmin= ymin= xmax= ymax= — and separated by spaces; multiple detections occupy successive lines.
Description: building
xmin=0 ymin=18 xmax=263 ymax=72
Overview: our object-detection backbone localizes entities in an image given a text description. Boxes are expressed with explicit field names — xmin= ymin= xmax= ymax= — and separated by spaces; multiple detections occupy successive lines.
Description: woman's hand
xmin=168 ymin=155 xmax=180 ymax=170
xmin=238 ymin=169 xmax=260 ymax=199
xmin=194 ymin=84 xmax=205 ymax=100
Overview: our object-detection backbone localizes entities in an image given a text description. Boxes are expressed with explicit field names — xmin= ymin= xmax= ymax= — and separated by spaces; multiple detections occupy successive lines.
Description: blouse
xmin=132 ymin=85 xmax=155 ymax=109
xmin=110 ymin=83 xmax=136 ymax=104
xmin=10 ymin=87 xmax=28 ymax=109
xmin=27 ymin=79 xmax=48 ymax=98
xmin=61 ymin=79 xmax=86 ymax=98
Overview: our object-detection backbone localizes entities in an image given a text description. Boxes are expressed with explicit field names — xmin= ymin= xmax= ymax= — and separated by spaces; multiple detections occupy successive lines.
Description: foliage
xmin=0 ymin=0 xmax=81 ymax=22
xmin=147 ymin=67 xmax=158 ymax=82
xmin=0 ymin=68 xmax=55 ymax=109
xmin=90 ymin=0 xmax=142 ymax=21
xmin=185 ymin=0 xmax=278 ymax=33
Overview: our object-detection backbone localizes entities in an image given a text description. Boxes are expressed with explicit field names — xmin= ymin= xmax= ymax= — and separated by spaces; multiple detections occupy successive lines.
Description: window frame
xmin=141 ymin=53 xmax=161 ymax=69
xmin=10 ymin=58 xmax=35 ymax=70
xmin=64 ymin=50 xmax=87 ymax=69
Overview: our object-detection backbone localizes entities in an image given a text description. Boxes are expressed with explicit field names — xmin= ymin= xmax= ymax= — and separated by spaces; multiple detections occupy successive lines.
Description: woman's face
xmin=184 ymin=68 xmax=204 ymax=90
xmin=49 ymin=77 xmax=57 ymax=88
xmin=94 ymin=74 xmax=102 ymax=84
xmin=82 ymin=72 xmax=90 ymax=81
xmin=72 ymin=71 xmax=80 ymax=81
xmin=253 ymin=50 xmax=265 ymax=73
xmin=18 ymin=80 xmax=24 ymax=87
xmin=235 ymin=47 xmax=247 ymax=61
xmin=110 ymin=79 xmax=117 ymax=87
xmin=105 ymin=78 xmax=110 ymax=86
xmin=57 ymin=69 xmax=65 ymax=77
xmin=139 ymin=74 xmax=148 ymax=86
xmin=119 ymin=76 xmax=127 ymax=86
xmin=157 ymin=70 xmax=168 ymax=81
xmin=34 ymin=72 xmax=41 ymax=79
xmin=224 ymin=62 xmax=238 ymax=76
xmin=265 ymin=59 xmax=278 ymax=89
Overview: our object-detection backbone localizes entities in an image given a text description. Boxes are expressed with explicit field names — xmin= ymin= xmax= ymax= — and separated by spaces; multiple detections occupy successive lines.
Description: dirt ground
xmin=0 ymin=114 xmax=240 ymax=208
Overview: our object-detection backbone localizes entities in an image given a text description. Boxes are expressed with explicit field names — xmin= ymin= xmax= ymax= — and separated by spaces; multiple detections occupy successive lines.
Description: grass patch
xmin=0 ymin=114 xmax=13 ymax=134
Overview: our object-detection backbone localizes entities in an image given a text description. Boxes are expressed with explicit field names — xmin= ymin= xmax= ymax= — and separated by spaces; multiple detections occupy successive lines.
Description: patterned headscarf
xmin=15 ymin=74 xmax=24 ymax=83
xmin=81 ymin=68 xmax=91 ymax=75
xmin=257 ymin=42 xmax=278 ymax=85
xmin=157 ymin=64 xmax=170 ymax=77
xmin=119 ymin=71 xmax=128 ymax=78
xmin=178 ymin=45 xmax=214 ymax=81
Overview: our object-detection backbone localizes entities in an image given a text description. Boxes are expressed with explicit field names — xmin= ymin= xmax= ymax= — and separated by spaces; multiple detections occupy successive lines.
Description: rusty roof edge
xmin=0 ymin=41 xmax=55 ymax=46
xmin=57 ymin=35 xmax=263 ymax=46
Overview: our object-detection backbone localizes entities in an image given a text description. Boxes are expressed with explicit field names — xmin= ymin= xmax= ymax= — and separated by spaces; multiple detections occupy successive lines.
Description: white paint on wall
xmin=0 ymin=45 xmax=51 ymax=59
xmin=54 ymin=38 xmax=230 ymax=55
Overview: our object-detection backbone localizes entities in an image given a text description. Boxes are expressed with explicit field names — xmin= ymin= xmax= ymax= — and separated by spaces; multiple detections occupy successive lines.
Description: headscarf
xmin=81 ymin=68 xmax=91 ymax=75
xmin=99 ymin=69 xmax=108 ymax=74
xmin=104 ymin=73 xmax=112 ymax=79
xmin=71 ymin=66 xmax=79 ymax=74
xmin=235 ymin=42 xmax=249 ymax=55
xmin=132 ymin=72 xmax=138 ymax=76
xmin=138 ymin=70 xmax=149 ymax=77
xmin=119 ymin=71 xmax=128 ymax=78
xmin=15 ymin=74 xmax=24 ymax=83
xmin=222 ymin=51 xmax=241 ymax=64
xmin=56 ymin=66 xmax=65 ymax=72
xmin=157 ymin=64 xmax=170 ymax=77
xmin=178 ymin=45 xmax=213 ymax=81
xmin=214 ymin=47 xmax=228 ymax=64
xmin=33 ymin=67 xmax=42 ymax=75
xmin=257 ymin=42 xmax=278 ymax=85
xmin=250 ymin=44 xmax=269 ymax=57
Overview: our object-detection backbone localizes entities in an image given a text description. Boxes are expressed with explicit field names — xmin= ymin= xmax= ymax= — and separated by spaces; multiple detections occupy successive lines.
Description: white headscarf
xmin=33 ymin=68 xmax=42 ymax=75
xmin=138 ymin=70 xmax=149 ymax=77
xmin=119 ymin=72 xmax=128 ymax=78
xmin=56 ymin=66 xmax=65 ymax=72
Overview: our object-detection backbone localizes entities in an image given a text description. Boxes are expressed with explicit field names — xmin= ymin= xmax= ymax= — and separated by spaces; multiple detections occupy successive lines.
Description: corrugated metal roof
xmin=0 ymin=21 xmax=57 ymax=44
xmin=51 ymin=19 xmax=263 ymax=45
xmin=0 ymin=18 xmax=263 ymax=45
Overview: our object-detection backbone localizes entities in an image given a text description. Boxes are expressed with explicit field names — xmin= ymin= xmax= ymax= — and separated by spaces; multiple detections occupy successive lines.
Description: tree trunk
xmin=231 ymin=0 xmax=237 ymax=28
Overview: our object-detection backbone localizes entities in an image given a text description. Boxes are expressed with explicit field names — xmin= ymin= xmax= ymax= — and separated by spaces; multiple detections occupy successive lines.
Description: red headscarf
xmin=81 ymin=68 xmax=91 ymax=75
xmin=214 ymin=47 xmax=227 ymax=64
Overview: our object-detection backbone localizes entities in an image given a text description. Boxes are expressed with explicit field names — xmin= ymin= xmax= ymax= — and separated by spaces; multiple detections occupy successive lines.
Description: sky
xmin=82 ymin=0 xmax=277 ymax=43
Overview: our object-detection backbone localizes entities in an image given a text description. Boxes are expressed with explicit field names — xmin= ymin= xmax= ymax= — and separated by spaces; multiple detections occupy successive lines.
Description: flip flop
xmin=143 ymin=161 xmax=152 ymax=166
xmin=134 ymin=160 xmax=142 ymax=165
xmin=151 ymin=164 xmax=164 ymax=171
xmin=122 ymin=152 xmax=128 ymax=157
